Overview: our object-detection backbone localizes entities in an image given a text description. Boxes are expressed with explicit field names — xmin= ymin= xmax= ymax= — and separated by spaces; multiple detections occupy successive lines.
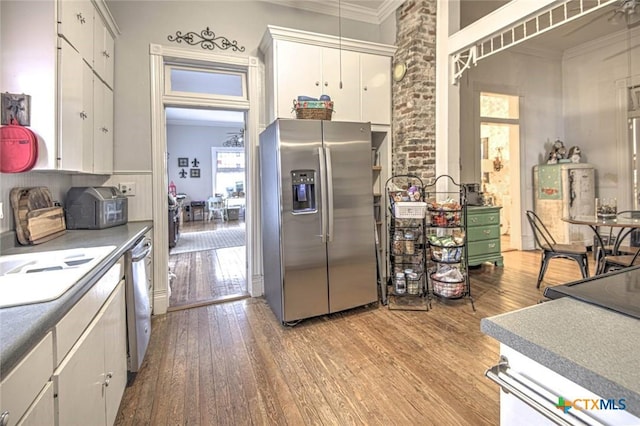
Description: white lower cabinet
xmin=53 ymin=280 xmax=126 ymax=426
xmin=0 ymin=333 xmax=54 ymax=426
xmin=17 ymin=382 xmax=54 ymax=426
xmin=495 ymin=344 xmax=640 ymax=426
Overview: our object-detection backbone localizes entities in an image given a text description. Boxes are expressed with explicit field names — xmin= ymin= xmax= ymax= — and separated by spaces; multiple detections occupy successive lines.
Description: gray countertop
xmin=0 ymin=221 xmax=153 ymax=380
xmin=481 ymin=297 xmax=640 ymax=418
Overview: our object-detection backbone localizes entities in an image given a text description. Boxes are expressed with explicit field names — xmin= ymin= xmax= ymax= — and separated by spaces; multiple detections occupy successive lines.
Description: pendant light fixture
xmin=338 ymin=0 xmax=343 ymax=89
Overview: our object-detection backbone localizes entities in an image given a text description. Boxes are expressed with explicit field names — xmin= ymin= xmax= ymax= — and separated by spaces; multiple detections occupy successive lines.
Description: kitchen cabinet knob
xmin=363 ymin=86 xmax=368 ymax=91
xmin=80 ymin=111 xmax=88 ymax=119
xmin=104 ymin=372 xmax=113 ymax=387
xmin=102 ymin=50 xmax=110 ymax=58
xmin=76 ymin=13 xmax=85 ymax=24
xmin=315 ymin=81 xmax=320 ymax=86
xmin=483 ymin=230 xmax=491 ymax=235
xmin=471 ymin=217 xmax=478 ymax=223
xmin=101 ymin=127 xmax=109 ymax=133
xmin=324 ymin=81 xmax=328 ymax=87
xmin=0 ymin=411 xmax=9 ymax=426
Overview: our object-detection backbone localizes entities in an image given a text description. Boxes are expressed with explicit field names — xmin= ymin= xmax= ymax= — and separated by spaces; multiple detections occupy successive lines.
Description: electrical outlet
xmin=119 ymin=182 xmax=136 ymax=196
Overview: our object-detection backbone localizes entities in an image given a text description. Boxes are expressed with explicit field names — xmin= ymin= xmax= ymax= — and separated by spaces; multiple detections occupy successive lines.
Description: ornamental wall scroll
xmin=167 ymin=27 xmax=245 ymax=52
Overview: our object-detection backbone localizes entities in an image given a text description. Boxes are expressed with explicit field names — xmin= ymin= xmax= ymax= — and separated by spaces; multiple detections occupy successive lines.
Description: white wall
xmin=106 ymin=0 xmax=384 ymax=172
xmin=562 ymin=27 xmax=640 ymax=209
xmin=460 ymin=47 xmax=564 ymax=194
xmin=166 ymin=124 xmax=238 ymax=201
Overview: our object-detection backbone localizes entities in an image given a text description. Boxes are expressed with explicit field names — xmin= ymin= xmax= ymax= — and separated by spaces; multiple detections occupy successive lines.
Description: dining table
xmin=562 ymin=212 xmax=640 ymax=274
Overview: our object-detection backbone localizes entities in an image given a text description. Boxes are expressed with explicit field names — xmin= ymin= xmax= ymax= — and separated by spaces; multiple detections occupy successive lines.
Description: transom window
xmin=165 ymin=66 xmax=247 ymax=99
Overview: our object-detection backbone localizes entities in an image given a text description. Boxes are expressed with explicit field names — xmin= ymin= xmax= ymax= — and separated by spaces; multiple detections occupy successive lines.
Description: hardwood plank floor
xmin=169 ymin=218 xmax=248 ymax=310
xmin=116 ymin=250 xmax=595 ymax=426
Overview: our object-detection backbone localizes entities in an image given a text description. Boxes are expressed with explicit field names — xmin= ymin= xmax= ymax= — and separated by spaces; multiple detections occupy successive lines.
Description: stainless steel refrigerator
xmin=260 ymin=119 xmax=377 ymax=324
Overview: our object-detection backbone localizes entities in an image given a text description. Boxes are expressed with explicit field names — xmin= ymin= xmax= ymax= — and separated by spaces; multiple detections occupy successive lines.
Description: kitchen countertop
xmin=0 ymin=221 xmax=152 ymax=380
xmin=481 ymin=297 xmax=640 ymax=418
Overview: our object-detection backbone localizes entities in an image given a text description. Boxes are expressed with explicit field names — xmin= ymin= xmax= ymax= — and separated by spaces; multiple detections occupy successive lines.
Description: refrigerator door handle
xmin=325 ymin=146 xmax=334 ymax=242
xmin=318 ymin=147 xmax=328 ymax=243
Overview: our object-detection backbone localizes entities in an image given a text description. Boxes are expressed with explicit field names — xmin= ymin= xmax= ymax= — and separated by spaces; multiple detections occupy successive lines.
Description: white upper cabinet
xmin=321 ymin=48 xmax=361 ymax=122
xmin=360 ymin=53 xmax=391 ymax=126
xmin=273 ymin=41 xmax=323 ymax=120
xmin=93 ymin=81 xmax=114 ymax=174
xmin=93 ymin=15 xmax=115 ymax=88
xmin=58 ymin=38 xmax=90 ymax=172
xmin=0 ymin=0 xmax=117 ymax=173
xmin=58 ymin=0 xmax=94 ymax=62
xmin=260 ymin=26 xmax=396 ymax=125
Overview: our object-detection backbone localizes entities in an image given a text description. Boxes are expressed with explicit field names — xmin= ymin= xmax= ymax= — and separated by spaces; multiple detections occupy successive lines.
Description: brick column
xmin=393 ymin=0 xmax=437 ymax=183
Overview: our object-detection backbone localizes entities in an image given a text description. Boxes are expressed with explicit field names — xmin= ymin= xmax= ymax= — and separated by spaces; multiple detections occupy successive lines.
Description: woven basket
xmin=294 ymin=100 xmax=333 ymax=120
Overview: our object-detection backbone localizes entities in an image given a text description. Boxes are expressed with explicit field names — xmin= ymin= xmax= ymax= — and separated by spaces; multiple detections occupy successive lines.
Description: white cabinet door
xmin=0 ymin=333 xmax=53 ymax=426
xmin=275 ymin=40 xmax=322 ymax=119
xmin=93 ymin=81 xmax=114 ymax=174
xmin=54 ymin=281 xmax=126 ymax=426
xmin=360 ymin=53 xmax=391 ymax=125
xmin=81 ymin=63 xmax=94 ymax=173
xmin=17 ymin=382 xmax=54 ymax=426
xmin=58 ymin=39 xmax=86 ymax=172
xmin=93 ymin=17 xmax=114 ymax=88
xmin=58 ymin=0 xmax=94 ymax=63
xmin=53 ymin=310 xmax=105 ymax=426
xmin=103 ymin=280 xmax=127 ymax=426
xmin=321 ymin=48 xmax=360 ymax=122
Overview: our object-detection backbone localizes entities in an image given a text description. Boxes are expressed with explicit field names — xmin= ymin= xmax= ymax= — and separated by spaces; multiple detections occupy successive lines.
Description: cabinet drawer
xmin=0 ymin=333 xmax=53 ymax=426
xmin=468 ymin=239 xmax=501 ymax=256
xmin=54 ymin=258 xmax=123 ymax=365
xmin=467 ymin=212 xmax=500 ymax=227
xmin=467 ymin=224 xmax=501 ymax=242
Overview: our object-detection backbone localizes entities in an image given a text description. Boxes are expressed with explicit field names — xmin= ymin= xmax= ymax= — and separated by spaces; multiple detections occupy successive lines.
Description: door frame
xmin=473 ymin=85 xmax=524 ymax=250
xmin=149 ymin=44 xmax=263 ymax=314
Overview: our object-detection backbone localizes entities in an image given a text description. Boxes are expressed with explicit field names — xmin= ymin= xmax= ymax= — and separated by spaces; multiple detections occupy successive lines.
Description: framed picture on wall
xmin=178 ymin=157 xmax=188 ymax=167
xmin=190 ymin=168 xmax=200 ymax=178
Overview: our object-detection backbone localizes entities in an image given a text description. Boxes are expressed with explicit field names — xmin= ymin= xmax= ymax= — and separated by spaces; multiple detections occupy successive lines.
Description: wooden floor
xmin=115 ymin=250 xmax=596 ymax=425
xmin=169 ymin=218 xmax=248 ymax=310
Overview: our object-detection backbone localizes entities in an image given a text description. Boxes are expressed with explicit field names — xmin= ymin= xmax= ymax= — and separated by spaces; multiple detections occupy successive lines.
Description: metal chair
xmin=207 ymin=196 xmax=227 ymax=221
xmin=595 ymin=210 xmax=640 ymax=273
xmin=526 ymin=210 xmax=589 ymax=288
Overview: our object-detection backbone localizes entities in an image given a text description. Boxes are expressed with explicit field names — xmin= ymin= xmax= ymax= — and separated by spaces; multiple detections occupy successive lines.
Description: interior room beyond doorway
xmin=480 ymin=91 xmax=520 ymax=252
xmin=166 ymin=107 xmax=248 ymax=310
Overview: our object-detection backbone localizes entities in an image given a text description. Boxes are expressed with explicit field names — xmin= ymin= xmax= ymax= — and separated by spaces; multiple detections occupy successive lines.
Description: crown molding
xmin=259 ymin=0 xmax=403 ymax=25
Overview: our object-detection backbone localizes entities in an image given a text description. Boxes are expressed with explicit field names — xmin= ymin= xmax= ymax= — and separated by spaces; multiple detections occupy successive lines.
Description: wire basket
xmin=294 ymin=100 xmax=333 ymax=120
xmin=431 ymin=276 xmax=465 ymax=298
xmin=430 ymin=246 xmax=463 ymax=262
xmin=394 ymin=202 xmax=427 ymax=219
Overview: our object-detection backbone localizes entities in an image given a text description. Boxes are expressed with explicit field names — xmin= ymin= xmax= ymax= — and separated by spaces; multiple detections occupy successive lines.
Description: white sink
xmin=0 ymin=246 xmax=116 ymax=308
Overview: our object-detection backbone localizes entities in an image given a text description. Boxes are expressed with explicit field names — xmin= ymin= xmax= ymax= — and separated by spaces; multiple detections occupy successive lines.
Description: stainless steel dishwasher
xmin=125 ymin=235 xmax=152 ymax=377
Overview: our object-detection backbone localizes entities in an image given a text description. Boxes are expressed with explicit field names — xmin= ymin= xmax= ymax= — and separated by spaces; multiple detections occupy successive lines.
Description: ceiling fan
xmin=610 ymin=0 xmax=640 ymax=24
xmin=223 ymin=128 xmax=244 ymax=147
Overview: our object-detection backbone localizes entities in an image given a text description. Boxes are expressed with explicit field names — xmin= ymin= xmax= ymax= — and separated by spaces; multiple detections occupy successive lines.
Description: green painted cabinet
xmin=467 ymin=206 xmax=504 ymax=267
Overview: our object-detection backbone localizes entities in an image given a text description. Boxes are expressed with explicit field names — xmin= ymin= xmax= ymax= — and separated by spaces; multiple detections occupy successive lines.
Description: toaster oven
xmin=65 ymin=186 xmax=128 ymax=229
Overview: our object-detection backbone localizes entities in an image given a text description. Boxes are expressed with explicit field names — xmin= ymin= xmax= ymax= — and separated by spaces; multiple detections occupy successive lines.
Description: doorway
xmin=166 ymin=107 xmax=248 ymax=310
xmin=479 ymin=91 xmax=521 ymax=252
xmin=149 ymin=44 xmax=261 ymax=315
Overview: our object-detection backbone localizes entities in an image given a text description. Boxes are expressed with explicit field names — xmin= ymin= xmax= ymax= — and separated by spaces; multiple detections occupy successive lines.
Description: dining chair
xmin=595 ymin=210 xmax=640 ymax=270
xmin=526 ymin=210 xmax=589 ymax=288
xmin=599 ymin=210 xmax=640 ymax=272
xmin=207 ymin=196 xmax=227 ymax=221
